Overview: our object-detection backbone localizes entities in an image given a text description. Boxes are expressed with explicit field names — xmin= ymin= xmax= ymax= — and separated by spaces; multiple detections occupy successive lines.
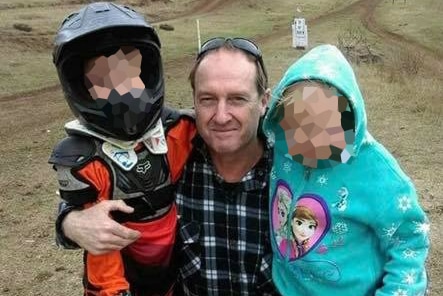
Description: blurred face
xmin=84 ymin=46 xmax=145 ymax=100
xmin=279 ymin=82 xmax=346 ymax=163
xmin=193 ymin=49 xmax=269 ymax=156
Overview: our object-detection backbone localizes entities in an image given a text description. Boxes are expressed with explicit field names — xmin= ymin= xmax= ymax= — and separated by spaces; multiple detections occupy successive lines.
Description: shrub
xmin=337 ymin=24 xmax=382 ymax=65
xmin=383 ymin=46 xmax=424 ymax=83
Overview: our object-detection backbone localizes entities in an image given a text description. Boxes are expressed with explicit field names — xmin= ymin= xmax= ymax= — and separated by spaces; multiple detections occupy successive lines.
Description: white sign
xmin=292 ymin=18 xmax=308 ymax=49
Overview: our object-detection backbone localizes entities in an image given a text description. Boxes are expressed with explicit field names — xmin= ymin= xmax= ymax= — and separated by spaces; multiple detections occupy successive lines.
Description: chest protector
xmin=49 ymin=118 xmax=174 ymax=222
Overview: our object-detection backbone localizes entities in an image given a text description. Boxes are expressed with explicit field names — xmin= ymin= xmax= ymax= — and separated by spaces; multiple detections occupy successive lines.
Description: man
xmin=59 ymin=37 xmax=279 ymax=295
xmin=174 ymin=37 xmax=275 ymax=295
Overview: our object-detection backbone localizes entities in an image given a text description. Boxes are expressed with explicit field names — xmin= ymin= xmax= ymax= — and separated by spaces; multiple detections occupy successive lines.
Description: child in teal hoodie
xmin=263 ymin=44 xmax=430 ymax=296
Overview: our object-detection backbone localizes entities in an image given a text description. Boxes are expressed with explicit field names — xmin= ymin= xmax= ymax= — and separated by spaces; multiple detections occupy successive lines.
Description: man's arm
xmin=60 ymin=200 xmax=140 ymax=255
xmin=49 ymin=135 xmax=140 ymax=254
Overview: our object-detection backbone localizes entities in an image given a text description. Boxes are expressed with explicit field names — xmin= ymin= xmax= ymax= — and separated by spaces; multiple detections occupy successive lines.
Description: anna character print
xmin=271 ymin=181 xmax=331 ymax=260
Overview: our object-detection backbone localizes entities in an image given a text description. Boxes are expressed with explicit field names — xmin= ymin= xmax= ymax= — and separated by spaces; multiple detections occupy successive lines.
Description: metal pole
xmin=197 ymin=19 xmax=201 ymax=51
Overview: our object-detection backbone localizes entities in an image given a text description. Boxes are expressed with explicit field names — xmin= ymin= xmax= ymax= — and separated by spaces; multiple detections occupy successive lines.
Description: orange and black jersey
xmin=49 ymin=107 xmax=196 ymax=296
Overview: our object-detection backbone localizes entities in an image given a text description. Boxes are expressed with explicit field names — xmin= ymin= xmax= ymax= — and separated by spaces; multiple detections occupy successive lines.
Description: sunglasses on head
xmin=197 ymin=37 xmax=267 ymax=80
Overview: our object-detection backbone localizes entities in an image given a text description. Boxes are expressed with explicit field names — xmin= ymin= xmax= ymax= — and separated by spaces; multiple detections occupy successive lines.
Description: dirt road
xmin=0 ymin=0 xmax=440 ymax=295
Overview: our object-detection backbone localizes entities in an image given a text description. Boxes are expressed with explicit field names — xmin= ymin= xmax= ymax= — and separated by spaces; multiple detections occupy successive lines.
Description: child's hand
xmin=62 ymin=200 xmax=141 ymax=255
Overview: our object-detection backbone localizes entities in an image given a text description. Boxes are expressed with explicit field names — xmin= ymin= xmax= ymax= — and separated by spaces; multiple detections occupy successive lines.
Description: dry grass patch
xmin=1 ymin=0 xmax=441 ymax=295
xmin=375 ymin=0 xmax=443 ymax=54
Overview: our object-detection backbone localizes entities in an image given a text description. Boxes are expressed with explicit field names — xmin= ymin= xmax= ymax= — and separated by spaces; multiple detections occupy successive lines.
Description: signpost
xmin=292 ymin=18 xmax=308 ymax=49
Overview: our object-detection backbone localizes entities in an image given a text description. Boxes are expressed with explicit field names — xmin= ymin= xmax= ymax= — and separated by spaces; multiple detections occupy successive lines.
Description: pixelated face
xmin=84 ymin=46 xmax=145 ymax=100
xmin=292 ymin=216 xmax=317 ymax=242
xmin=279 ymin=81 xmax=350 ymax=166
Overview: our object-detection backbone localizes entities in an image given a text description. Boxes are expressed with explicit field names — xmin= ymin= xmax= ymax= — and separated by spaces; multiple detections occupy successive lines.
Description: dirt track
xmin=2 ymin=0 xmax=441 ymax=103
xmin=0 ymin=0 xmax=233 ymax=102
xmin=0 ymin=0 xmax=440 ymax=295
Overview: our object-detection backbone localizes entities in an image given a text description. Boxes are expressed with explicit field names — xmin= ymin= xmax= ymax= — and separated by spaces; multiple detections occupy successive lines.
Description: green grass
xmin=0 ymin=4 xmax=80 ymax=96
xmin=0 ymin=49 xmax=58 ymax=96
xmin=0 ymin=0 xmax=360 ymax=97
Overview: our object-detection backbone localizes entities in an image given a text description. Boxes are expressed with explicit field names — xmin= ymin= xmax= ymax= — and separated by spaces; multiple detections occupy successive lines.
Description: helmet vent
xmin=90 ymin=2 xmax=111 ymax=13
xmin=61 ymin=13 xmax=78 ymax=26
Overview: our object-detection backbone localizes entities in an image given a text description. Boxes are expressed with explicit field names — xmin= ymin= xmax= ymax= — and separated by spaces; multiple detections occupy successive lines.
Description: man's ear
xmin=260 ymin=88 xmax=271 ymax=116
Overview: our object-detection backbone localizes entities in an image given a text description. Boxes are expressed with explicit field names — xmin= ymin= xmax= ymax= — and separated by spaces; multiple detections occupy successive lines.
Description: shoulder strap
xmin=48 ymin=135 xmax=96 ymax=167
xmin=161 ymin=106 xmax=195 ymax=131
xmin=165 ymin=114 xmax=197 ymax=182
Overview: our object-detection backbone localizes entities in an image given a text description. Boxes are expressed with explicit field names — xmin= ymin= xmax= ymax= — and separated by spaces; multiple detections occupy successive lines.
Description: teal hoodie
xmin=263 ymin=45 xmax=429 ymax=296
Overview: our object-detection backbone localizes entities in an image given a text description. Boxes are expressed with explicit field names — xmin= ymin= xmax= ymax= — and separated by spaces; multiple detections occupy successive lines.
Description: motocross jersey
xmin=49 ymin=108 xmax=196 ymax=296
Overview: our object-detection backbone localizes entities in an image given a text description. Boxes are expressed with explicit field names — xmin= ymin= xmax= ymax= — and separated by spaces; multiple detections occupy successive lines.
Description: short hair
xmin=188 ymin=42 xmax=268 ymax=96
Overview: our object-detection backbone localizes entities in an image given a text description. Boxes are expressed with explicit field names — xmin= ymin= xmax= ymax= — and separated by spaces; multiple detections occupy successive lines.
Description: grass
xmin=359 ymin=64 xmax=442 ymax=194
xmin=0 ymin=4 xmax=81 ymax=96
xmin=0 ymin=0 xmax=442 ymax=295
xmin=154 ymin=0 xmax=361 ymax=107
xmin=0 ymin=0 xmax=360 ymax=97
xmin=376 ymin=0 xmax=443 ymax=54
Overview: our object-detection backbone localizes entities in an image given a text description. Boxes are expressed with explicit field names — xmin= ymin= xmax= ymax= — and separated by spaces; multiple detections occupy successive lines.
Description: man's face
xmin=84 ymin=46 xmax=145 ymax=100
xmin=193 ymin=49 xmax=268 ymax=156
xmin=279 ymin=82 xmax=346 ymax=163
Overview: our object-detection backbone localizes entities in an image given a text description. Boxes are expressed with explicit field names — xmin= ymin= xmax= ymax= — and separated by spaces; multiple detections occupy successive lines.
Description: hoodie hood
xmin=263 ymin=44 xmax=369 ymax=167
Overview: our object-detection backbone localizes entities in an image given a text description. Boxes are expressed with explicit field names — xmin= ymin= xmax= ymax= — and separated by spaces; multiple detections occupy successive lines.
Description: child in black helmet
xmin=49 ymin=2 xmax=196 ymax=295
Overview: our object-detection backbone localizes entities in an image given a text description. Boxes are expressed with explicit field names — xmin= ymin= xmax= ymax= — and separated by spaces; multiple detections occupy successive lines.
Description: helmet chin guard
xmin=53 ymin=2 xmax=164 ymax=141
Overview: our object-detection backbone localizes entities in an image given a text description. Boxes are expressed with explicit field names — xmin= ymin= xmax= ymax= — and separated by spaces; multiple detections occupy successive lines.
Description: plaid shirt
xmin=175 ymin=135 xmax=279 ymax=295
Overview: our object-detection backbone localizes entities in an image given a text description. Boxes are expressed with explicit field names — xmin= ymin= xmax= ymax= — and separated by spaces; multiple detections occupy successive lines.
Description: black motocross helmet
xmin=53 ymin=2 xmax=164 ymax=141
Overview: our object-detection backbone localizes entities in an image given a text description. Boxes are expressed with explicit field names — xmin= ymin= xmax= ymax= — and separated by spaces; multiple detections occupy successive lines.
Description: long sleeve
xmin=374 ymin=182 xmax=430 ymax=296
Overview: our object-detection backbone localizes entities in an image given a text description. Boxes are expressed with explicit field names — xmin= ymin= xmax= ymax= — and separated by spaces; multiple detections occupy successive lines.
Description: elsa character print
xmin=275 ymin=185 xmax=292 ymax=245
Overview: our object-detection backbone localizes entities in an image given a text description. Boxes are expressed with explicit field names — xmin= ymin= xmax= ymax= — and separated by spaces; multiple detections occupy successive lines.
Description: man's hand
xmin=62 ymin=200 xmax=140 ymax=255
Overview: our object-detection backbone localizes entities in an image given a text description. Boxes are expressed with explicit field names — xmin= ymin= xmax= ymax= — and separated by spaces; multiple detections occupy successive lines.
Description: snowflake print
xmin=383 ymin=223 xmax=398 ymax=238
xmin=398 ymin=195 xmax=412 ymax=213
xmin=403 ymin=248 xmax=418 ymax=259
xmin=283 ymin=161 xmax=292 ymax=173
xmin=403 ymin=270 xmax=416 ymax=285
xmin=413 ymin=221 xmax=430 ymax=236
xmin=332 ymin=222 xmax=348 ymax=235
xmin=393 ymin=288 xmax=408 ymax=296
xmin=316 ymin=174 xmax=328 ymax=186
xmin=270 ymin=168 xmax=277 ymax=180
